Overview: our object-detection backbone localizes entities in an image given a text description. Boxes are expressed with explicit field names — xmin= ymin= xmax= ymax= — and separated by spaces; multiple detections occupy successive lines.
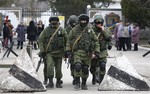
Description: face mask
xmin=80 ymin=23 xmax=87 ymax=27
xmin=51 ymin=22 xmax=58 ymax=28
xmin=51 ymin=22 xmax=57 ymax=26
xmin=79 ymin=20 xmax=88 ymax=27
xmin=70 ymin=23 xmax=76 ymax=27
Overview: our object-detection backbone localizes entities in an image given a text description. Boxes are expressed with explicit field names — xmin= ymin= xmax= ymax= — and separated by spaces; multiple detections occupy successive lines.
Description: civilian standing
xmin=15 ymin=22 xmax=26 ymax=49
xmin=131 ymin=23 xmax=140 ymax=51
xmin=27 ymin=20 xmax=38 ymax=50
xmin=117 ymin=20 xmax=126 ymax=51
xmin=37 ymin=20 xmax=44 ymax=37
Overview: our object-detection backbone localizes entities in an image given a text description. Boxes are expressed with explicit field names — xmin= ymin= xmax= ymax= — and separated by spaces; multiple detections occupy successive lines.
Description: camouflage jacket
xmin=38 ymin=25 xmax=68 ymax=57
xmin=66 ymin=24 xmax=100 ymax=54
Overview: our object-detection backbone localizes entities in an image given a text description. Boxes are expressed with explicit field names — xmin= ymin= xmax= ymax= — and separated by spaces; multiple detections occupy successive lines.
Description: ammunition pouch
xmin=49 ymin=36 xmax=65 ymax=51
xmin=99 ymin=40 xmax=107 ymax=51
xmin=72 ymin=38 xmax=95 ymax=53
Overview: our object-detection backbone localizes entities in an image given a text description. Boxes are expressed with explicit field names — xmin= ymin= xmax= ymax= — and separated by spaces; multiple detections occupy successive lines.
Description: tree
xmin=38 ymin=0 xmax=112 ymax=24
xmin=121 ymin=0 xmax=150 ymax=28
xmin=0 ymin=0 xmax=15 ymax=7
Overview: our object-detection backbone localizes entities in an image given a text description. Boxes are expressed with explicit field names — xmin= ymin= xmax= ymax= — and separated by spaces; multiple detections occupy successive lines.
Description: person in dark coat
xmin=3 ymin=23 xmax=10 ymax=48
xmin=27 ymin=20 xmax=38 ymax=49
xmin=15 ymin=22 xmax=27 ymax=49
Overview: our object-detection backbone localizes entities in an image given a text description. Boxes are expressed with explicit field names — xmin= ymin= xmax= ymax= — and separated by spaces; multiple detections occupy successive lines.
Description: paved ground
xmin=0 ymin=42 xmax=150 ymax=94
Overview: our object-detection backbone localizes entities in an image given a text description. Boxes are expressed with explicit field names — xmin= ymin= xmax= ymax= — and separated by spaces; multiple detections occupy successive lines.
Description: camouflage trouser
xmin=73 ymin=51 xmax=91 ymax=79
xmin=69 ymin=58 xmax=74 ymax=77
xmin=46 ymin=53 xmax=63 ymax=78
xmin=90 ymin=57 xmax=107 ymax=75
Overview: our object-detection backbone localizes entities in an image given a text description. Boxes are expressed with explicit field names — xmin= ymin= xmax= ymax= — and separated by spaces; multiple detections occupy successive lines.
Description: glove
xmin=38 ymin=52 xmax=45 ymax=58
xmin=107 ymin=45 xmax=112 ymax=50
xmin=64 ymin=51 xmax=72 ymax=58
xmin=94 ymin=52 xmax=100 ymax=59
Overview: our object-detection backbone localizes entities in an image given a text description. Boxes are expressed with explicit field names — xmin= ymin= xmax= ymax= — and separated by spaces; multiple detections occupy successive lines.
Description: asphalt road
xmin=0 ymin=44 xmax=150 ymax=94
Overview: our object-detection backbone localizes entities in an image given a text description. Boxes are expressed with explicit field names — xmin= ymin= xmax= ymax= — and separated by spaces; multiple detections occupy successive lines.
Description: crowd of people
xmin=114 ymin=20 xmax=140 ymax=51
xmin=2 ymin=17 xmax=44 ymax=50
xmin=1 ymin=14 xmax=141 ymax=91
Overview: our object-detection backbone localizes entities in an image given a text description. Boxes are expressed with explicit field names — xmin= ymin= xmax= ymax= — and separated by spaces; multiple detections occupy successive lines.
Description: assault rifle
xmin=143 ymin=40 xmax=150 ymax=57
xmin=36 ymin=57 xmax=43 ymax=72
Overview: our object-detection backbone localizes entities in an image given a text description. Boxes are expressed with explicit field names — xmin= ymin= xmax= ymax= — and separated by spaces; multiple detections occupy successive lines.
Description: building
xmin=87 ymin=0 xmax=122 ymax=29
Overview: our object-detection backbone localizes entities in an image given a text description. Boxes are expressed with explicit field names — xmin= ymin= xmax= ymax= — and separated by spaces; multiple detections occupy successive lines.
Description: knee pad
xmin=99 ymin=62 xmax=106 ymax=71
xmin=74 ymin=63 xmax=82 ymax=72
xmin=90 ymin=66 xmax=96 ymax=74
xmin=82 ymin=65 xmax=89 ymax=75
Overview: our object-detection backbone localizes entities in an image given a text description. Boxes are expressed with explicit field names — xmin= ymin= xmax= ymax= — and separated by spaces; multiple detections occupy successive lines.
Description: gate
xmin=22 ymin=7 xmax=52 ymax=26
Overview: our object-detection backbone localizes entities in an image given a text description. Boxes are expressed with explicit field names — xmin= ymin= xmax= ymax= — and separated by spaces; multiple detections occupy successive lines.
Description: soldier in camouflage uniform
xmin=38 ymin=16 xmax=68 ymax=88
xmin=65 ymin=15 xmax=78 ymax=34
xmin=65 ymin=15 xmax=78 ymax=85
xmin=66 ymin=14 xmax=100 ymax=90
xmin=90 ymin=15 xmax=112 ymax=85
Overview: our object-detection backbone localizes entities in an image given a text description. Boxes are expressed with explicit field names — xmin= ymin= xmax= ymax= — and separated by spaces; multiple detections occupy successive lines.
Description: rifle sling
xmin=72 ymin=28 xmax=87 ymax=52
xmin=45 ymin=26 xmax=61 ymax=52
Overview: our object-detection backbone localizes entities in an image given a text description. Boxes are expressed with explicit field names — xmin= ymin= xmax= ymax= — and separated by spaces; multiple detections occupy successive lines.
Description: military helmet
xmin=49 ymin=16 xmax=59 ymax=22
xmin=78 ymin=14 xmax=89 ymax=22
xmin=68 ymin=15 xmax=78 ymax=24
xmin=93 ymin=15 xmax=104 ymax=24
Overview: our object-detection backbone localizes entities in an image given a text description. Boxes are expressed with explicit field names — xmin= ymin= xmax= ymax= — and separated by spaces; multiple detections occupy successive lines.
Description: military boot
xmin=56 ymin=78 xmax=63 ymax=88
xmin=43 ymin=75 xmax=48 ymax=85
xmin=72 ymin=78 xmax=76 ymax=85
xmin=92 ymin=74 xmax=96 ymax=85
xmin=81 ymin=78 xmax=88 ymax=90
xmin=99 ymin=74 xmax=104 ymax=84
xmin=46 ymin=77 xmax=54 ymax=88
xmin=74 ymin=77 xmax=80 ymax=90
xmin=72 ymin=76 xmax=76 ymax=85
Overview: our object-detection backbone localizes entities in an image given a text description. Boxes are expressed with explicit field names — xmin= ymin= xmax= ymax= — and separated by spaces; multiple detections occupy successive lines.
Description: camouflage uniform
xmin=90 ymin=15 xmax=112 ymax=85
xmin=65 ymin=15 xmax=78 ymax=34
xmin=66 ymin=14 xmax=100 ymax=90
xmin=65 ymin=15 xmax=78 ymax=85
xmin=38 ymin=17 xmax=68 ymax=88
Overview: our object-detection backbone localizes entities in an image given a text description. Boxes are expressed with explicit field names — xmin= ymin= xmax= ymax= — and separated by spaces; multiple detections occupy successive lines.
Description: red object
xmin=4 ymin=15 xmax=9 ymax=24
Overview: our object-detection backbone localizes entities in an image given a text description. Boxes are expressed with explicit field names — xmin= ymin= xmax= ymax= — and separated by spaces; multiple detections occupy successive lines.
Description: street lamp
xmin=11 ymin=4 xmax=16 ymax=7
xmin=87 ymin=5 xmax=91 ymax=17
xmin=87 ymin=5 xmax=91 ymax=9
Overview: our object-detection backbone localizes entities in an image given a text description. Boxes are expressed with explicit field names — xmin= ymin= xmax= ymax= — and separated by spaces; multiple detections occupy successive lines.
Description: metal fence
xmin=22 ymin=7 xmax=53 ymax=26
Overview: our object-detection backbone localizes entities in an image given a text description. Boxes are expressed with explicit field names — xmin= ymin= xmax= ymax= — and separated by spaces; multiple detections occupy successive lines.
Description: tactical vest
xmin=94 ymin=27 xmax=108 ymax=51
xmin=71 ymin=26 xmax=95 ymax=52
xmin=44 ymin=26 xmax=65 ymax=52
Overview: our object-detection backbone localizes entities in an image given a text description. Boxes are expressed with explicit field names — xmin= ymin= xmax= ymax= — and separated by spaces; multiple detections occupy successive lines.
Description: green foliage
xmin=0 ymin=0 xmax=15 ymax=7
xmin=121 ymin=0 xmax=150 ymax=28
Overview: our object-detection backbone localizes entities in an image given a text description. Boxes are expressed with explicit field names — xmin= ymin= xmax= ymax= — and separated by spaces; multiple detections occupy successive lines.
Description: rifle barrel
xmin=36 ymin=58 xmax=43 ymax=72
